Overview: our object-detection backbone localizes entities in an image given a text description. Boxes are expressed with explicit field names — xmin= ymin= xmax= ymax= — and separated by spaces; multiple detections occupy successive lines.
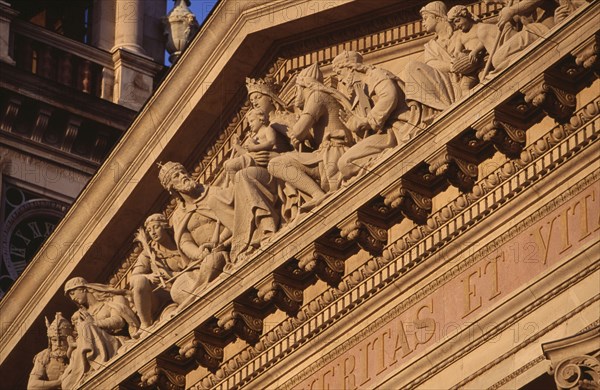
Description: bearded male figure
xmin=159 ymin=162 xmax=229 ymax=288
xmin=160 ymin=161 xmax=280 ymax=266
xmin=28 ymin=313 xmax=74 ymax=390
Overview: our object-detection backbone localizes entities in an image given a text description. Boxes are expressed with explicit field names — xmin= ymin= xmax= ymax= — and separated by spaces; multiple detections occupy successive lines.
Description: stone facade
xmin=0 ymin=1 xmax=598 ymax=389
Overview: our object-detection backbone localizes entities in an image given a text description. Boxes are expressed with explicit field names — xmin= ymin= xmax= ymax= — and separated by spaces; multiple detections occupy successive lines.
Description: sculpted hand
xmin=252 ymin=150 xmax=271 ymax=167
xmin=289 ymin=133 xmax=301 ymax=150
xmin=340 ymin=109 xmax=369 ymax=133
xmin=145 ymin=273 xmax=161 ymax=284
xmin=468 ymin=50 xmax=479 ymax=63
xmin=554 ymin=4 xmax=570 ymax=24
xmin=80 ymin=310 xmax=94 ymax=324
xmin=497 ymin=6 xmax=515 ymax=28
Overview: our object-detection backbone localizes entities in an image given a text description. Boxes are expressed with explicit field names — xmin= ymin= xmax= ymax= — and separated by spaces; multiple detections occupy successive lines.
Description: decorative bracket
xmin=176 ymin=330 xmax=225 ymax=372
xmin=255 ymin=273 xmax=304 ymax=316
xmin=572 ymin=32 xmax=599 ymax=75
xmin=61 ymin=116 xmax=82 ymax=152
xmin=295 ymin=242 xmax=347 ymax=286
xmin=338 ymin=209 xmax=388 ymax=256
xmin=30 ymin=107 xmax=53 ymax=143
xmin=215 ymin=302 xmax=263 ymax=344
xmin=425 ymin=144 xmax=479 ymax=192
xmin=472 ymin=110 xmax=528 ymax=159
xmin=138 ymin=357 xmax=187 ymax=390
xmin=550 ymin=355 xmax=600 ymax=390
xmin=381 ymin=178 xmax=432 ymax=225
xmin=542 ymin=326 xmax=600 ymax=390
xmin=522 ymin=73 xmax=577 ymax=123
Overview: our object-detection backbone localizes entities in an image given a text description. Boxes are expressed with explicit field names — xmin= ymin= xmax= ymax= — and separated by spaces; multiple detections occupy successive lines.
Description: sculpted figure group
xmin=30 ymin=1 xmax=587 ymax=387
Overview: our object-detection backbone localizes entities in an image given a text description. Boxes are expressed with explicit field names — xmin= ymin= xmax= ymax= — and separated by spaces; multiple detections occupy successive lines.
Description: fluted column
xmin=113 ymin=0 xmax=146 ymax=55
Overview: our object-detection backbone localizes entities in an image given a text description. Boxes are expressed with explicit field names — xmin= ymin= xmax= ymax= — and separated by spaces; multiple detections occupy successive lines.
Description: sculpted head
xmin=294 ymin=63 xmax=324 ymax=108
xmin=45 ymin=312 xmax=73 ymax=359
xmin=158 ymin=161 xmax=202 ymax=196
xmin=64 ymin=277 xmax=89 ymax=307
xmin=332 ymin=51 xmax=364 ymax=79
xmin=448 ymin=5 xmax=479 ymax=31
xmin=420 ymin=1 xmax=448 ymax=33
xmin=246 ymin=78 xmax=278 ymax=114
xmin=144 ymin=213 xmax=170 ymax=242
xmin=247 ymin=108 xmax=268 ymax=132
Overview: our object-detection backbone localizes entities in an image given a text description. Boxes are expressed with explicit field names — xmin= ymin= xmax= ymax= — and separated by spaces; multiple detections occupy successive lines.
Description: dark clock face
xmin=1 ymin=196 xmax=66 ymax=298
xmin=6 ymin=214 xmax=61 ymax=274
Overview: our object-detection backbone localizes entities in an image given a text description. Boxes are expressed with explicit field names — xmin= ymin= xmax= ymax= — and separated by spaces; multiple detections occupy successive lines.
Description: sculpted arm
xmin=366 ymin=78 xmax=400 ymax=132
xmin=178 ymin=231 xmax=211 ymax=260
xmin=28 ymin=353 xmax=61 ymax=390
xmin=497 ymin=0 xmax=545 ymax=27
xmin=247 ymin=126 xmax=277 ymax=152
xmin=291 ymin=112 xmax=316 ymax=143
xmin=424 ymin=57 xmax=453 ymax=72
xmin=131 ymin=252 xmax=151 ymax=276
xmin=94 ymin=307 xmax=127 ymax=333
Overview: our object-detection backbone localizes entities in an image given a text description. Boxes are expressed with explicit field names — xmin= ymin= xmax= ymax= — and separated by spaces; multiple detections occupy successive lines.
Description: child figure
xmin=224 ymin=108 xmax=283 ymax=183
xmin=447 ymin=5 xmax=499 ymax=93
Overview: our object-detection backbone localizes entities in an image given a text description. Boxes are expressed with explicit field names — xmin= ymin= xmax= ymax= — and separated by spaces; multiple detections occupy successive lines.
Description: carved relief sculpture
xmin=159 ymin=162 xmax=229 ymax=295
xmin=224 ymin=108 xmax=288 ymax=184
xmin=403 ymin=1 xmax=462 ymax=111
xmin=28 ymin=313 xmax=74 ymax=390
xmin=268 ymin=63 xmax=353 ymax=211
xmin=245 ymin=77 xmax=300 ymax=222
xmin=61 ymin=277 xmax=140 ymax=388
xmin=130 ymin=213 xmax=203 ymax=329
xmin=333 ymin=51 xmax=430 ymax=182
xmin=447 ymin=5 xmax=499 ymax=93
xmin=487 ymin=0 xmax=589 ymax=75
